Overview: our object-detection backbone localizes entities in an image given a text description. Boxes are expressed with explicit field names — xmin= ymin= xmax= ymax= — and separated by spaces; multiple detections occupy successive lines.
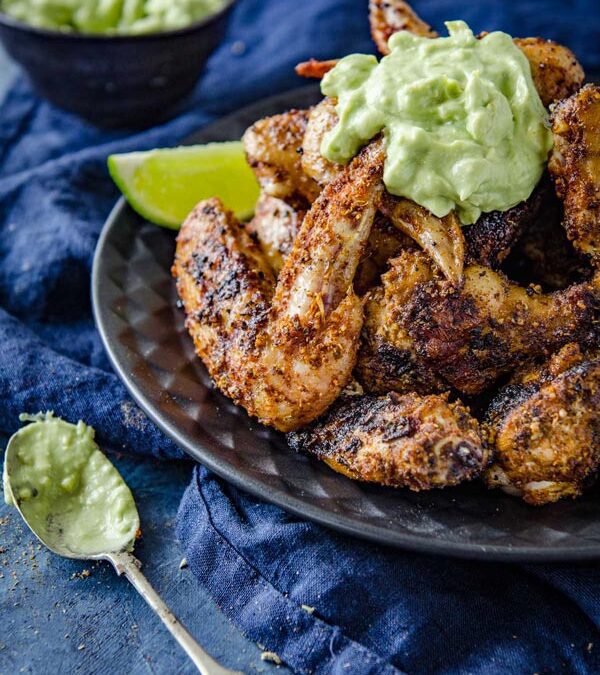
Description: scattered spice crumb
xmin=179 ymin=558 xmax=188 ymax=570
xmin=120 ymin=401 xmax=147 ymax=431
xmin=231 ymin=40 xmax=246 ymax=55
xmin=301 ymin=605 xmax=315 ymax=615
xmin=261 ymin=651 xmax=282 ymax=665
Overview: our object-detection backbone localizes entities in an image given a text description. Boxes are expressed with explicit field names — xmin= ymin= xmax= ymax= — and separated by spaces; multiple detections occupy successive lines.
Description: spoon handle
xmin=106 ymin=551 xmax=241 ymax=675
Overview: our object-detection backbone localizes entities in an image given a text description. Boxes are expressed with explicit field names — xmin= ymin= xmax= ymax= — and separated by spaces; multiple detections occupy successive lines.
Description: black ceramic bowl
xmin=0 ymin=2 xmax=234 ymax=127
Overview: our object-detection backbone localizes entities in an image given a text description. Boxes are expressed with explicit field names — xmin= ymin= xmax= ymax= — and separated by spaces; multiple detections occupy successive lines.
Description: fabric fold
xmin=178 ymin=467 xmax=600 ymax=675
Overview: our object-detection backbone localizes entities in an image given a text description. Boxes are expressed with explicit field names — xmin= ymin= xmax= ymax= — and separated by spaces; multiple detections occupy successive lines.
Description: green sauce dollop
xmin=321 ymin=21 xmax=553 ymax=225
xmin=0 ymin=0 xmax=227 ymax=35
xmin=3 ymin=413 xmax=139 ymax=556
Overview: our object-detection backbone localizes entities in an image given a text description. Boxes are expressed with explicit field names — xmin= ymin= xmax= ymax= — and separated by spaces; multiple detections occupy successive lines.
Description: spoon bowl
xmin=3 ymin=412 xmax=241 ymax=675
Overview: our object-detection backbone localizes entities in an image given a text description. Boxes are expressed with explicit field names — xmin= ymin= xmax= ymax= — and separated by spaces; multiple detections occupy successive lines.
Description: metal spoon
xmin=3 ymin=415 xmax=241 ymax=675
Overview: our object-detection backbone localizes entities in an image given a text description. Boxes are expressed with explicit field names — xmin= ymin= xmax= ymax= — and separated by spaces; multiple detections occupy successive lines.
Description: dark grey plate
xmin=92 ymin=86 xmax=600 ymax=562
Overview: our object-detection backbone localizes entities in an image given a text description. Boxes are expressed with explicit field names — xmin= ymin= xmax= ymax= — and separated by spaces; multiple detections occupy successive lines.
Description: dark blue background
xmin=1 ymin=1 xmax=599 ymax=673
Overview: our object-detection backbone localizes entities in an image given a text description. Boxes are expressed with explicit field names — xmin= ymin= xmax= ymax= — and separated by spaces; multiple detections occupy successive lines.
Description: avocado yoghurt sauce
xmin=0 ymin=0 xmax=228 ymax=34
xmin=321 ymin=21 xmax=553 ymax=225
xmin=3 ymin=413 xmax=139 ymax=556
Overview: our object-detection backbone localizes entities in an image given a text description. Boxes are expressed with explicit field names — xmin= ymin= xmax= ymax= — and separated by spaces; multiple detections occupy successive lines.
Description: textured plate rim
xmin=92 ymin=88 xmax=600 ymax=563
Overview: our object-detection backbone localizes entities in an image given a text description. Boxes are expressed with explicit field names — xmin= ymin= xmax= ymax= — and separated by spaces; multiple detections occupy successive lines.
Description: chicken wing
xmin=356 ymin=249 xmax=447 ymax=395
xmin=245 ymin=193 xmax=306 ymax=275
xmin=357 ymin=250 xmax=598 ymax=396
xmin=301 ymin=98 xmax=342 ymax=187
xmin=549 ymin=84 xmax=600 ymax=268
xmin=463 ymin=179 xmax=549 ymax=269
xmin=247 ymin=190 xmax=408 ymax=291
xmin=288 ymin=391 xmax=488 ymax=490
xmin=502 ymin=188 xmax=590 ymax=290
xmin=242 ymin=108 xmax=320 ymax=204
xmin=173 ymin=141 xmax=384 ymax=432
xmin=302 ymin=103 xmax=465 ymax=283
xmin=484 ymin=344 xmax=600 ymax=504
xmin=368 ymin=0 xmax=436 ymax=53
xmin=514 ymin=37 xmax=585 ymax=108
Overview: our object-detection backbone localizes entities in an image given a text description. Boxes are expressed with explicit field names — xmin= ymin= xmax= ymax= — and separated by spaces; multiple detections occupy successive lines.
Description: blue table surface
xmin=0 ymin=48 xmax=285 ymax=675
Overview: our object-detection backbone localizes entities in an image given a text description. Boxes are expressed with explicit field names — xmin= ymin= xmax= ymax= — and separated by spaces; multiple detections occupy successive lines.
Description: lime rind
xmin=108 ymin=141 xmax=260 ymax=229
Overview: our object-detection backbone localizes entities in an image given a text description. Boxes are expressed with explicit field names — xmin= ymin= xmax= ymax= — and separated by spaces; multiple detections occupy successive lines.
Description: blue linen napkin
xmin=1 ymin=1 xmax=599 ymax=673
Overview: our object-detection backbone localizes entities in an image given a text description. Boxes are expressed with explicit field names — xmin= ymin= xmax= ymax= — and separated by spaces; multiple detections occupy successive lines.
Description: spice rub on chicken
xmin=174 ymin=0 xmax=599 ymax=502
xmin=173 ymin=141 xmax=384 ymax=432
xmin=357 ymin=250 xmax=598 ymax=396
xmin=288 ymin=392 xmax=488 ymax=490
xmin=484 ymin=344 xmax=600 ymax=505
xmin=550 ymin=84 xmax=600 ymax=268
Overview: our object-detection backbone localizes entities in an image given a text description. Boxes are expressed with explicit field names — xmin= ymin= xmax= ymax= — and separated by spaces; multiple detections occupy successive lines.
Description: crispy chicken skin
xmin=484 ymin=344 xmax=600 ymax=504
xmin=503 ymin=188 xmax=590 ymax=290
xmin=356 ymin=250 xmax=447 ymax=395
xmin=247 ymin=190 xmax=409 ymax=292
xmin=242 ymin=109 xmax=320 ymax=204
xmin=301 ymin=98 xmax=342 ymax=187
xmin=173 ymin=142 xmax=384 ymax=432
xmin=245 ymin=193 xmax=306 ymax=274
xmin=549 ymin=85 xmax=600 ymax=268
xmin=463 ymin=180 xmax=548 ymax=269
xmin=368 ymin=0 xmax=436 ymax=53
xmin=357 ymin=250 xmax=598 ymax=396
xmin=514 ymin=37 xmax=585 ymax=108
xmin=288 ymin=392 xmax=488 ymax=490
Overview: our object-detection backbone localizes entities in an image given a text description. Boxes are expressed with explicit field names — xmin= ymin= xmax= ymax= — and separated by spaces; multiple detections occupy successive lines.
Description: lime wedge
xmin=108 ymin=142 xmax=260 ymax=229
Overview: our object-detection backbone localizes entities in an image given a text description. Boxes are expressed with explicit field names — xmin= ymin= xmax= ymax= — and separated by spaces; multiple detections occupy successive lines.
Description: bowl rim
xmin=0 ymin=0 xmax=235 ymax=42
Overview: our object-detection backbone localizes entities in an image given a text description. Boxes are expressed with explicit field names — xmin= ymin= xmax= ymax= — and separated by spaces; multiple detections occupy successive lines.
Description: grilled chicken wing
xmin=549 ymin=85 xmax=600 ymax=268
xmin=368 ymin=0 xmax=436 ymax=53
xmin=463 ymin=180 xmax=548 ymax=269
xmin=484 ymin=344 xmax=600 ymax=504
xmin=295 ymin=58 xmax=339 ymax=79
xmin=378 ymin=193 xmax=465 ymax=285
xmin=247 ymin=190 xmax=408 ymax=291
xmin=288 ymin=391 xmax=488 ymax=490
xmin=242 ymin=109 xmax=320 ymax=204
xmin=503 ymin=188 xmax=590 ymax=290
xmin=514 ymin=37 xmax=585 ymax=108
xmin=173 ymin=141 xmax=384 ymax=432
xmin=356 ymin=250 xmax=447 ymax=395
xmin=245 ymin=193 xmax=306 ymax=274
xmin=357 ymin=250 xmax=598 ymax=396
xmin=301 ymin=98 xmax=342 ymax=187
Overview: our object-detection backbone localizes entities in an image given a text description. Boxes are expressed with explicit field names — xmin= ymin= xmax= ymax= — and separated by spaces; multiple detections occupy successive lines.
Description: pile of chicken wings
xmin=173 ymin=1 xmax=600 ymax=505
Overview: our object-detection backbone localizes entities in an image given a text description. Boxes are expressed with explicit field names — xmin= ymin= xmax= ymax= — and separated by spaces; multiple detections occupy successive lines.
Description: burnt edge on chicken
xmin=288 ymin=392 xmax=489 ymax=490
